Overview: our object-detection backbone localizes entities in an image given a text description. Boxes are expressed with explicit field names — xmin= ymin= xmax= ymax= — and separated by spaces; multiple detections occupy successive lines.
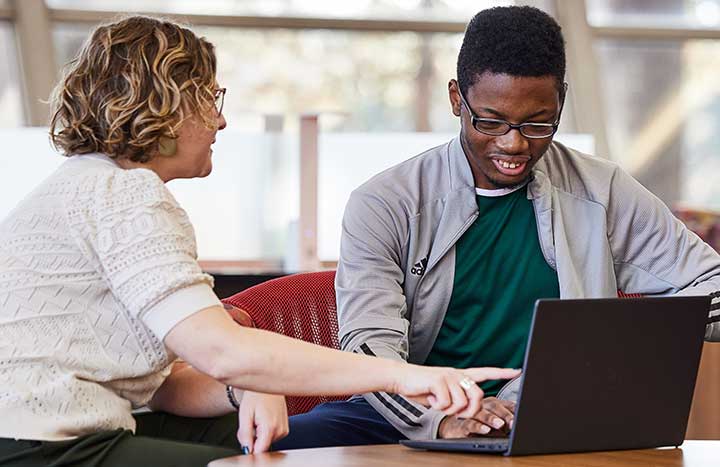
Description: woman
xmin=0 ymin=16 xmax=518 ymax=467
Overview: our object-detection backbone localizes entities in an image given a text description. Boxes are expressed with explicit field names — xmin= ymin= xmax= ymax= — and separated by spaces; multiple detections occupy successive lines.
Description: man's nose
xmin=494 ymin=128 xmax=530 ymax=155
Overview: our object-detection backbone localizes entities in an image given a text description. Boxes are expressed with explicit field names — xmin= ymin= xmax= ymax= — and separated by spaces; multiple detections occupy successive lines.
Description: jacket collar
xmin=447 ymin=136 xmax=476 ymax=192
xmin=424 ymin=137 xmax=478 ymax=273
xmin=430 ymin=136 xmax=554 ymax=271
xmin=448 ymin=135 xmax=554 ymax=199
xmin=528 ymin=147 xmax=554 ymax=200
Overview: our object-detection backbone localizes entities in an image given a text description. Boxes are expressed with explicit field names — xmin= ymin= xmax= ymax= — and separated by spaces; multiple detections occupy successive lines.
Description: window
xmin=0 ymin=21 xmax=24 ymax=127
xmin=44 ymin=2 xmax=580 ymax=268
xmin=169 ymin=132 xmax=298 ymax=263
xmin=593 ymin=35 xmax=720 ymax=209
xmin=0 ymin=128 xmax=64 ymax=218
xmin=45 ymin=0 xmax=510 ymax=21
xmin=597 ymin=40 xmax=720 ymax=209
xmin=53 ymin=22 xmax=89 ymax=69
xmin=587 ymin=0 xmax=720 ymax=28
xmin=196 ymin=27 xmax=463 ymax=133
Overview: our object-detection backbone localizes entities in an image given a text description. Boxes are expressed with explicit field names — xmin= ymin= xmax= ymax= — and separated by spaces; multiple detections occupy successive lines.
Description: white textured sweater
xmin=0 ymin=154 xmax=221 ymax=441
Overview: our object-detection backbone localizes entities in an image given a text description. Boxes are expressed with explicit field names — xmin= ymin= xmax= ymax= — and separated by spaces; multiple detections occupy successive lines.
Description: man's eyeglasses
xmin=457 ymin=87 xmax=559 ymax=139
xmin=214 ymin=88 xmax=227 ymax=116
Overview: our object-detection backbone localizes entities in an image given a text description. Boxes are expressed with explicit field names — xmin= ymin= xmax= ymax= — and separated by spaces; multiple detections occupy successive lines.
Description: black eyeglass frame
xmin=214 ymin=87 xmax=227 ymax=116
xmin=457 ymin=83 xmax=566 ymax=139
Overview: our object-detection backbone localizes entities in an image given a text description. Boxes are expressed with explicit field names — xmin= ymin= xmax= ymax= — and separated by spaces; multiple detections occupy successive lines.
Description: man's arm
xmin=336 ymin=189 xmax=446 ymax=440
xmin=336 ymin=189 xmax=519 ymax=438
xmin=607 ymin=168 xmax=720 ymax=339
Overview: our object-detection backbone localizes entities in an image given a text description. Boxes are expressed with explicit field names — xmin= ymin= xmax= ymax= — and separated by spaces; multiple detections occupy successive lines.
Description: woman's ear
xmin=158 ymin=136 xmax=177 ymax=157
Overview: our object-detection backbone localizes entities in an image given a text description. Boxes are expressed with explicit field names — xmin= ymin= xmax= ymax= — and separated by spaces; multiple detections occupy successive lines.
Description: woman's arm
xmin=148 ymin=361 xmax=235 ymax=417
xmin=149 ymin=360 xmax=289 ymax=453
xmin=163 ymin=305 xmax=520 ymax=418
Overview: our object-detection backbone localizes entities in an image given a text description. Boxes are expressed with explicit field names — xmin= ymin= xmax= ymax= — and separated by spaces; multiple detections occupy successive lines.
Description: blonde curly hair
xmin=49 ymin=16 xmax=218 ymax=162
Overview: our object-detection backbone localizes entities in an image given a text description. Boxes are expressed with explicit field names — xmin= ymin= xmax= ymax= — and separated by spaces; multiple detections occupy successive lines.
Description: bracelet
xmin=226 ymin=385 xmax=240 ymax=410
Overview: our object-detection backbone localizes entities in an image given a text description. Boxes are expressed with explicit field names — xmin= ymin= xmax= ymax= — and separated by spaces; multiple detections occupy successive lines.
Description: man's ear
xmin=560 ymin=81 xmax=568 ymax=109
xmin=448 ymin=79 xmax=462 ymax=117
xmin=557 ymin=81 xmax=569 ymax=121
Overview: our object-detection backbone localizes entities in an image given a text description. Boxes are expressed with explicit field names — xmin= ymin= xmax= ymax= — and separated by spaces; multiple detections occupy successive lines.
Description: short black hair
xmin=457 ymin=6 xmax=566 ymax=95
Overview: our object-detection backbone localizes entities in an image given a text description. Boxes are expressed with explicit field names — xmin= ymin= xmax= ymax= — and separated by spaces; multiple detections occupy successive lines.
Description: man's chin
xmin=487 ymin=173 xmax=531 ymax=190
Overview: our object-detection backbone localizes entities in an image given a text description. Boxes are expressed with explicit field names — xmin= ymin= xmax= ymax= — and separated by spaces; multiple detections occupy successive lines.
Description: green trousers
xmin=0 ymin=412 xmax=242 ymax=467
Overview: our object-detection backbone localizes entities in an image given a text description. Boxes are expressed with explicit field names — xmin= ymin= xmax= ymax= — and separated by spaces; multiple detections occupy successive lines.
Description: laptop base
xmin=401 ymin=437 xmax=509 ymax=453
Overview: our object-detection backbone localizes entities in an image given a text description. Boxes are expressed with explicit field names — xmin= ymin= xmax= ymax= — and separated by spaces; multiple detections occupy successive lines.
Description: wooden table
xmin=208 ymin=440 xmax=720 ymax=466
xmin=687 ymin=343 xmax=720 ymax=438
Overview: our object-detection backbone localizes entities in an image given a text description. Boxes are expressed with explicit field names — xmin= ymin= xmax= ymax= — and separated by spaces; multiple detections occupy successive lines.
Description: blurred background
xmin=1 ymin=0 xmax=720 ymax=438
xmin=2 ymin=0 xmax=719 ymax=273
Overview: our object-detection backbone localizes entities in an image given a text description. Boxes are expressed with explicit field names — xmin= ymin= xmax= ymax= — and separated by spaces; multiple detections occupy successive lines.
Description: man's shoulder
xmin=542 ymin=140 xmax=620 ymax=174
xmin=353 ymin=139 xmax=453 ymax=203
xmin=538 ymin=141 xmax=623 ymax=202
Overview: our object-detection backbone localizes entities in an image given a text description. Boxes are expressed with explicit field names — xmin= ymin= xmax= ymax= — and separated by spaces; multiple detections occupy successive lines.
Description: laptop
xmin=401 ymin=296 xmax=710 ymax=456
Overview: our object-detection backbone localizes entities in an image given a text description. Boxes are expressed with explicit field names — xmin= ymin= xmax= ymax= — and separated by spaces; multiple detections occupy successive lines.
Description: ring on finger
xmin=459 ymin=377 xmax=474 ymax=390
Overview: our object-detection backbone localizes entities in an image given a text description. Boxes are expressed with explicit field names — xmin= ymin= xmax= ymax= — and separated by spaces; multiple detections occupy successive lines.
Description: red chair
xmin=617 ymin=290 xmax=643 ymax=298
xmin=218 ymin=271 xmax=649 ymax=416
xmin=221 ymin=270 xmax=348 ymax=416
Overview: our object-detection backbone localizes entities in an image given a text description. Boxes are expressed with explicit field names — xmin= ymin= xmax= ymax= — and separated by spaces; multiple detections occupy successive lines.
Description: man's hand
xmin=438 ymin=397 xmax=516 ymax=438
xmin=395 ymin=366 xmax=520 ymax=419
xmin=236 ymin=391 xmax=289 ymax=453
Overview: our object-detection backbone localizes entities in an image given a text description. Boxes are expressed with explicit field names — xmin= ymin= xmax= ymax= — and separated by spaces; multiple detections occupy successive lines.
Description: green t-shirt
xmin=424 ymin=186 xmax=560 ymax=396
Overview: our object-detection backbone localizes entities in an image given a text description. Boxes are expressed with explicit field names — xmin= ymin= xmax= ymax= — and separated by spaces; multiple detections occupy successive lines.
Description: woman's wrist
xmin=226 ymin=385 xmax=242 ymax=410
xmin=380 ymin=359 xmax=406 ymax=394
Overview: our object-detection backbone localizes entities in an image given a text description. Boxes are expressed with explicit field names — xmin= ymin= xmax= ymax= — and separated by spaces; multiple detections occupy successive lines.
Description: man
xmin=273 ymin=5 xmax=720 ymax=449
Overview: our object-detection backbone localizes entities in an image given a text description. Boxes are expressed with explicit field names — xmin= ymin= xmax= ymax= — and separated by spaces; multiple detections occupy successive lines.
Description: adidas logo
xmin=410 ymin=257 xmax=428 ymax=276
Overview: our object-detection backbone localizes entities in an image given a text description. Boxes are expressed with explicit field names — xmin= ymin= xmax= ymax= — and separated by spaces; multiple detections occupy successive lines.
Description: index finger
xmin=236 ymin=409 xmax=256 ymax=454
xmin=253 ymin=425 xmax=273 ymax=454
xmin=456 ymin=382 xmax=484 ymax=419
xmin=463 ymin=367 xmax=521 ymax=383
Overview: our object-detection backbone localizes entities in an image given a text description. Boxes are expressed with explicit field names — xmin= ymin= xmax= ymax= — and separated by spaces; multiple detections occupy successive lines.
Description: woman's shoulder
xmin=64 ymin=155 xmax=162 ymax=189
xmin=61 ymin=156 xmax=184 ymax=228
xmin=64 ymin=156 xmax=172 ymax=204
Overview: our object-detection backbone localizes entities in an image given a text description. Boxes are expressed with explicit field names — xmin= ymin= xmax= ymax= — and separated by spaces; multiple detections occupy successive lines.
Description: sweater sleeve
xmin=67 ymin=167 xmax=221 ymax=340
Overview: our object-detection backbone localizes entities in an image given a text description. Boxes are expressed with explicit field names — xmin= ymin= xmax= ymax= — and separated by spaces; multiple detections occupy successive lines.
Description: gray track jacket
xmin=336 ymin=136 xmax=720 ymax=440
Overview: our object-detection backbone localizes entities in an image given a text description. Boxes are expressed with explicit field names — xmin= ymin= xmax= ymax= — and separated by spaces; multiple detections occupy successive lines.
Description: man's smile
xmin=490 ymin=155 xmax=531 ymax=177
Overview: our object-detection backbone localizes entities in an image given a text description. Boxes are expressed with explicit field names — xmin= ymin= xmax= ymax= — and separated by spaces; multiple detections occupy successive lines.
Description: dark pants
xmin=0 ymin=412 xmax=241 ymax=467
xmin=272 ymin=398 xmax=405 ymax=451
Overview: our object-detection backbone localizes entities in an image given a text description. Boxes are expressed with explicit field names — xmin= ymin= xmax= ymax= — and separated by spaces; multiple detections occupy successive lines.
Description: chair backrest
xmin=219 ymin=272 xmax=646 ymax=414
xmin=674 ymin=207 xmax=720 ymax=252
xmin=221 ymin=270 xmax=348 ymax=415
xmin=617 ymin=290 xmax=643 ymax=298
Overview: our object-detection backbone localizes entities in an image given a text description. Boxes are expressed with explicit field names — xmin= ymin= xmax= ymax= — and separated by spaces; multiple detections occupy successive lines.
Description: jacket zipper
xmin=411 ymin=212 xmax=479 ymax=313
xmin=532 ymin=199 xmax=556 ymax=270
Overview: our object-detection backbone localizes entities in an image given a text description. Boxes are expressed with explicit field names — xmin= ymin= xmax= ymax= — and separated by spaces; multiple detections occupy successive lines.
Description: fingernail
xmin=479 ymin=425 xmax=491 ymax=434
xmin=241 ymin=446 xmax=250 ymax=455
xmin=509 ymin=419 xmax=514 ymax=430
xmin=492 ymin=418 xmax=504 ymax=429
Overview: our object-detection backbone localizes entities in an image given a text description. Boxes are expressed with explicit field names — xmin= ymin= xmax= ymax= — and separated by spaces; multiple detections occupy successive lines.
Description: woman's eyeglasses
xmin=214 ymin=88 xmax=227 ymax=116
